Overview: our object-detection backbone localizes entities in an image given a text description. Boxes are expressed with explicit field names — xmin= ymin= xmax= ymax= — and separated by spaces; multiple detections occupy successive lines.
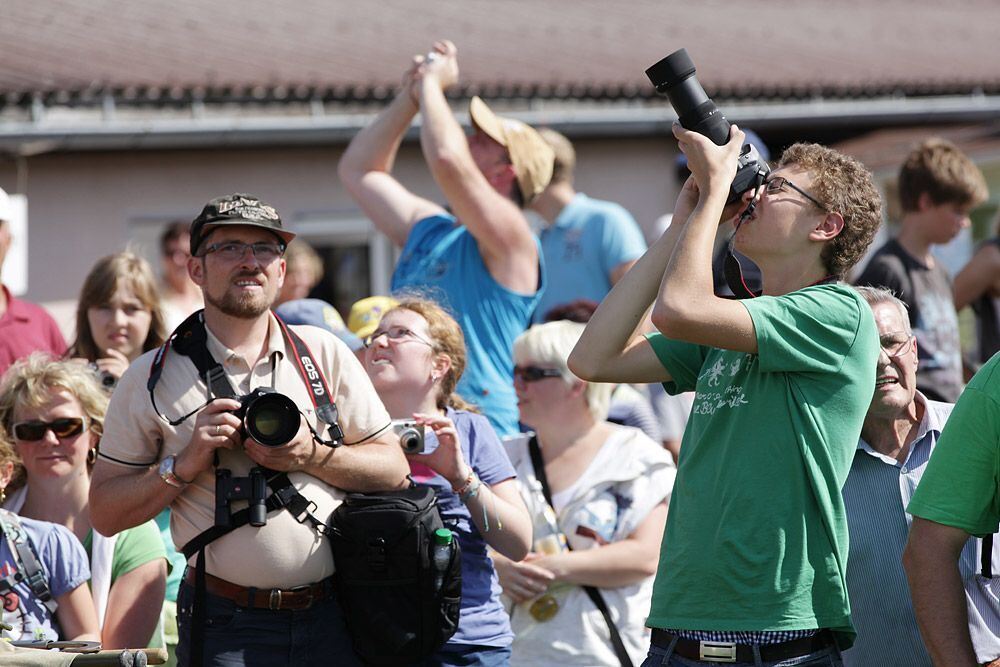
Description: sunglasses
xmin=513 ymin=365 xmax=563 ymax=383
xmin=12 ymin=417 xmax=88 ymax=442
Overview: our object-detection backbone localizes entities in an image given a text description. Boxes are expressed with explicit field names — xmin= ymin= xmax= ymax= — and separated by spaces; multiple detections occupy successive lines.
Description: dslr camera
xmin=392 ymin=419 xmax=425 ymax=454
xmin=646 ymin=48 xmax=769 ymax=203
xmin=234 ymin=387 xmax=301 ymax=448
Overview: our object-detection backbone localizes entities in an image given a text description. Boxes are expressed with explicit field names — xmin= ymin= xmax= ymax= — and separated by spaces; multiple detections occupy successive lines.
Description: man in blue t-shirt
xmin=528 ymin=128 xmax=647 ymax=323
xmin=339 ymin=39 xmax=554 ymax=436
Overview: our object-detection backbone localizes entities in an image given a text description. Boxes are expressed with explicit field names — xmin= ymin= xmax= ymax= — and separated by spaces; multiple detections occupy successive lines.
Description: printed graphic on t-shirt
xmin=0 ymin=561 xmax=30 ymax=640
xmin=692 ymin=352 xmax=754 ymax=416
xmin=569 ymin=487 xmax=633 ymax=546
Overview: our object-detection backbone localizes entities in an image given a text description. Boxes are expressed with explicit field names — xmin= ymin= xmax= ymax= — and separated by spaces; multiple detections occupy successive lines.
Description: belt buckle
xmin=268 ymin=588 xmax=282 ymax=611
xmin=699 ymin=640 xmax=737 ymax=663
xmin=288 ymin=584 xmax=315 ymax=610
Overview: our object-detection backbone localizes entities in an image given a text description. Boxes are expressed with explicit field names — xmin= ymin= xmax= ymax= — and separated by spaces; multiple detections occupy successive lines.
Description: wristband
xmin=459 ymin=475 xmax=482 ymax=504
xmin=452 ymin=469 xmax=475 ymax=495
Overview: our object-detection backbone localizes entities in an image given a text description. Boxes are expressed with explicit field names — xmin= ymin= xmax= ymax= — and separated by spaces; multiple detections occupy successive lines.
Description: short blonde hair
xmin=0 ymin=354 xmax=109 ymax=473
xmin=513 ymin=321 xmax=613 ymax=421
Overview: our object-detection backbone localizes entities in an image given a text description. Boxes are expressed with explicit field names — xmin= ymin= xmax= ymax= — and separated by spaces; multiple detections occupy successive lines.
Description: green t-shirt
xmin=908 ymin=353 xmax=1000 ymax=536
xmin=645 ymin=284 xmax=878 ymax=644
xmin=84 ymin=519 xmax=168 ymax=648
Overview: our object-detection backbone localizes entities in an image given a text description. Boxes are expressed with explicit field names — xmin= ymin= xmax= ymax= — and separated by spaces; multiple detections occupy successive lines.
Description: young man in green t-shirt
xmin=569 ymin=123 xmax=883 ymax=665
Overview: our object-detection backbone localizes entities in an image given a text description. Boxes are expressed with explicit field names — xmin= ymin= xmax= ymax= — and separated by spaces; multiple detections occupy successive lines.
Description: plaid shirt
xmin=666 ymin=629 xmax=818 ymax=645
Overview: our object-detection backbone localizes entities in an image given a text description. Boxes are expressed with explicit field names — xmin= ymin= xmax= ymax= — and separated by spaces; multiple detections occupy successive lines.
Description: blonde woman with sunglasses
xmin=0 ymin=354 xmax=167 ymax=650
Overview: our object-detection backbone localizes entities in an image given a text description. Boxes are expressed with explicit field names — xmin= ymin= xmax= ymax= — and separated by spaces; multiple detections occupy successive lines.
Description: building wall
xmin=0 ymin=134 xmax=679 ymax=312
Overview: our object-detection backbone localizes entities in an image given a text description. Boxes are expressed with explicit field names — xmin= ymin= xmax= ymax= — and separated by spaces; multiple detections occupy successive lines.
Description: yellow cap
xmin=347 ymin=296 xmax=399 ymax=339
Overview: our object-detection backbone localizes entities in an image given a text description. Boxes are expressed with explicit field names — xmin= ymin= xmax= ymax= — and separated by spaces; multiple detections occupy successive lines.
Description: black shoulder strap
xmin=182 ymin=471 xmax=330 ymax=667
xmin=0 ymin=510 xmax=57 ymax=614
xmin=527 ymin=436 xmax=634 ymax=667
xmin=983 ymin=535 xmax=994 ymax=578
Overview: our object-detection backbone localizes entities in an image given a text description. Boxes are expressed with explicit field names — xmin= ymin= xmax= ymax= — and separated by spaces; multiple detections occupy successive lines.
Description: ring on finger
xmin=214 ymin=424 xmax=221 ymax=436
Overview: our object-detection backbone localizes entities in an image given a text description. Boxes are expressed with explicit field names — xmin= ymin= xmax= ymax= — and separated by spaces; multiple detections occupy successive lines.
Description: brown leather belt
xmin=184 ymin=569 xmax=334 ymax=611
xmin=651 ymin=629 xmax=835 ymax=664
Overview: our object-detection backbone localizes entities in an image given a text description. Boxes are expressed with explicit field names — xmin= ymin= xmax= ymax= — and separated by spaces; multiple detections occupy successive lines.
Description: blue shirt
xmin=393 ymin=213 xmax=542 ymax=436
xmin=535 ymin=193 xmax=646 ymax=323
xmin=0 ymin=512 xmax=91 ymax=641
xmin=408 ymin=408 xmax=518 ymax=647
xmin=842 ymin=393 xmax=1000 ymax=665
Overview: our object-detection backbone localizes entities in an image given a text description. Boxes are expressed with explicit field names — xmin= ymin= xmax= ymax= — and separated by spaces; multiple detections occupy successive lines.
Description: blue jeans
xmin=639 ymin=636 xmax=843 ymax=667
xmin=176 ymin=581 xmax=362 ymax=666
xmin=409 ymin=643 xmax=511 ymax=667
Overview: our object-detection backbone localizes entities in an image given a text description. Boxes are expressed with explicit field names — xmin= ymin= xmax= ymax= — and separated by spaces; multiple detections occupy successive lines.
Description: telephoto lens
xmin=240 ymin=389 xmax=301 ymax=447
xmin=645 ymin=48 xmax=730 ymax=146
xmin=645 ymin=47 xmax=770 ymax=204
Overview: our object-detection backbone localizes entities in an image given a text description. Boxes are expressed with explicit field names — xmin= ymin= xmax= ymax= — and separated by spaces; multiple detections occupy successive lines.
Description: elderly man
xmin=843 ymin=286 xmax=1000 ymax=666
xmin=89 ymin=193 xmax=408 ymax=666
xmin=338 ymin=39 xmax=553 ymax=437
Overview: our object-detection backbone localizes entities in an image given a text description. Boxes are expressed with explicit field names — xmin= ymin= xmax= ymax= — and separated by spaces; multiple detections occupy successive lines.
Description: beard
xmin=204 ymin=275 xmax=274 ymax=319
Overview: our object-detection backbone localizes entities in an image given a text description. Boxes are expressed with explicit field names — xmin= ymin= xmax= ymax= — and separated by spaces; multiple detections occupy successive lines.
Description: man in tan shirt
xmin=90 ymin=193 xmax=408 ymax=666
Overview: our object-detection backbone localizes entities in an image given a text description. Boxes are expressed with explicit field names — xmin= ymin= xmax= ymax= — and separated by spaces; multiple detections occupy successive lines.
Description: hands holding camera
xmin=408 ymin=412 xmax=470 ymax=490
xmin=177 ymin=398 xmax=317 ymax=481
xmin=672 ymin=122 xmax=752 ymax=227
xmin=403 ymin=40 xmax=459 ymax=107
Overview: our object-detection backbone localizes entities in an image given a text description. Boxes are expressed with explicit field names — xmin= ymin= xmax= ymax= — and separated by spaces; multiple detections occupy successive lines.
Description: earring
xmin=87 ymin=448 xmax=97 ymax=465
xmin=0 ymin=488 xmax=5 ymax=504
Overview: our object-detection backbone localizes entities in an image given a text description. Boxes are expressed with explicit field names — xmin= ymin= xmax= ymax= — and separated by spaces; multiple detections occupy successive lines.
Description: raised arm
xmin=954 ymin=241 xmax=1000 ymax=311
xmin=903 ymin=517 xmax=978 ymax=666
xmin=651 ymin=124 xmax=757 ymax=353
xmin=338 ymin=57 xmax=445 ymax=247
xmin=568 ymin=184 xmax=698 ymax=384
xmin=414 ymin=40 xmax=539 ymax=294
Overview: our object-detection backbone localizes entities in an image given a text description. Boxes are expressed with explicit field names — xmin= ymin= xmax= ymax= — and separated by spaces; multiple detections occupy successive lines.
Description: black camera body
xmin=392 ymin=419 xmax=425 ymax=454
xmin=88 ymin=363 xmax=118 ymax=391
xmin=646 ymin=48 xmax=769 ymax=203
xmin=234 ymin=387 xmax=301 ymax=448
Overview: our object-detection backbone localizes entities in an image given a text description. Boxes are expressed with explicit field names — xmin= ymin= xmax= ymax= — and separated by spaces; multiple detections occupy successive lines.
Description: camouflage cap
xmin=190 ymin=193 xmax=295 ymax=255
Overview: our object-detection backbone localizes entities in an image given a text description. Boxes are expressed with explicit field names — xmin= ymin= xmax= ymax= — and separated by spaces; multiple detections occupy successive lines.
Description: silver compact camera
xmin=392 ymin=420 xmax=425 ymax=454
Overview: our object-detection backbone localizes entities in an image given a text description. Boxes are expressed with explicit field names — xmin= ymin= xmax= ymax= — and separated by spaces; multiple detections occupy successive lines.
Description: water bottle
xmin=432 ymin=528 xmax=454 ymax=595
xmin=528 ymin=488 xmax=568 ymax=622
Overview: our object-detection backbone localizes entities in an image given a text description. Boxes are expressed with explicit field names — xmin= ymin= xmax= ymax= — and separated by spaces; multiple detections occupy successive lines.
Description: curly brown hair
xmin=778 ymin=143 xmax=883 ymax=277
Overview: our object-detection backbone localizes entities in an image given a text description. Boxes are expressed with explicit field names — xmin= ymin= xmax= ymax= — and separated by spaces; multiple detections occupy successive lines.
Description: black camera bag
xmin=328 ymin=484 xmax=462 ymax=665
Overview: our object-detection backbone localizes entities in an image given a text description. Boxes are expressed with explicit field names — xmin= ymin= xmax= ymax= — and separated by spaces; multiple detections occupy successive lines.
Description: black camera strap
xmin=148 ymin=310 xmax=342 ymax=667
xmin=148 ymin=310 xmax=345 ymax=445
xmin=526 ymin=436 xmax=634 ymax=667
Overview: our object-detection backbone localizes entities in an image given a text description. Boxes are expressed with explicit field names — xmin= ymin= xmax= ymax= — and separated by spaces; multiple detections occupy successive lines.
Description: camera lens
xmin=398 ymin=428 xmax=422 ymax=453
xmin=244 ymin=393 xmax=300 ymax=447
xmin=645 ymin=48 xmax=730 ymax=146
